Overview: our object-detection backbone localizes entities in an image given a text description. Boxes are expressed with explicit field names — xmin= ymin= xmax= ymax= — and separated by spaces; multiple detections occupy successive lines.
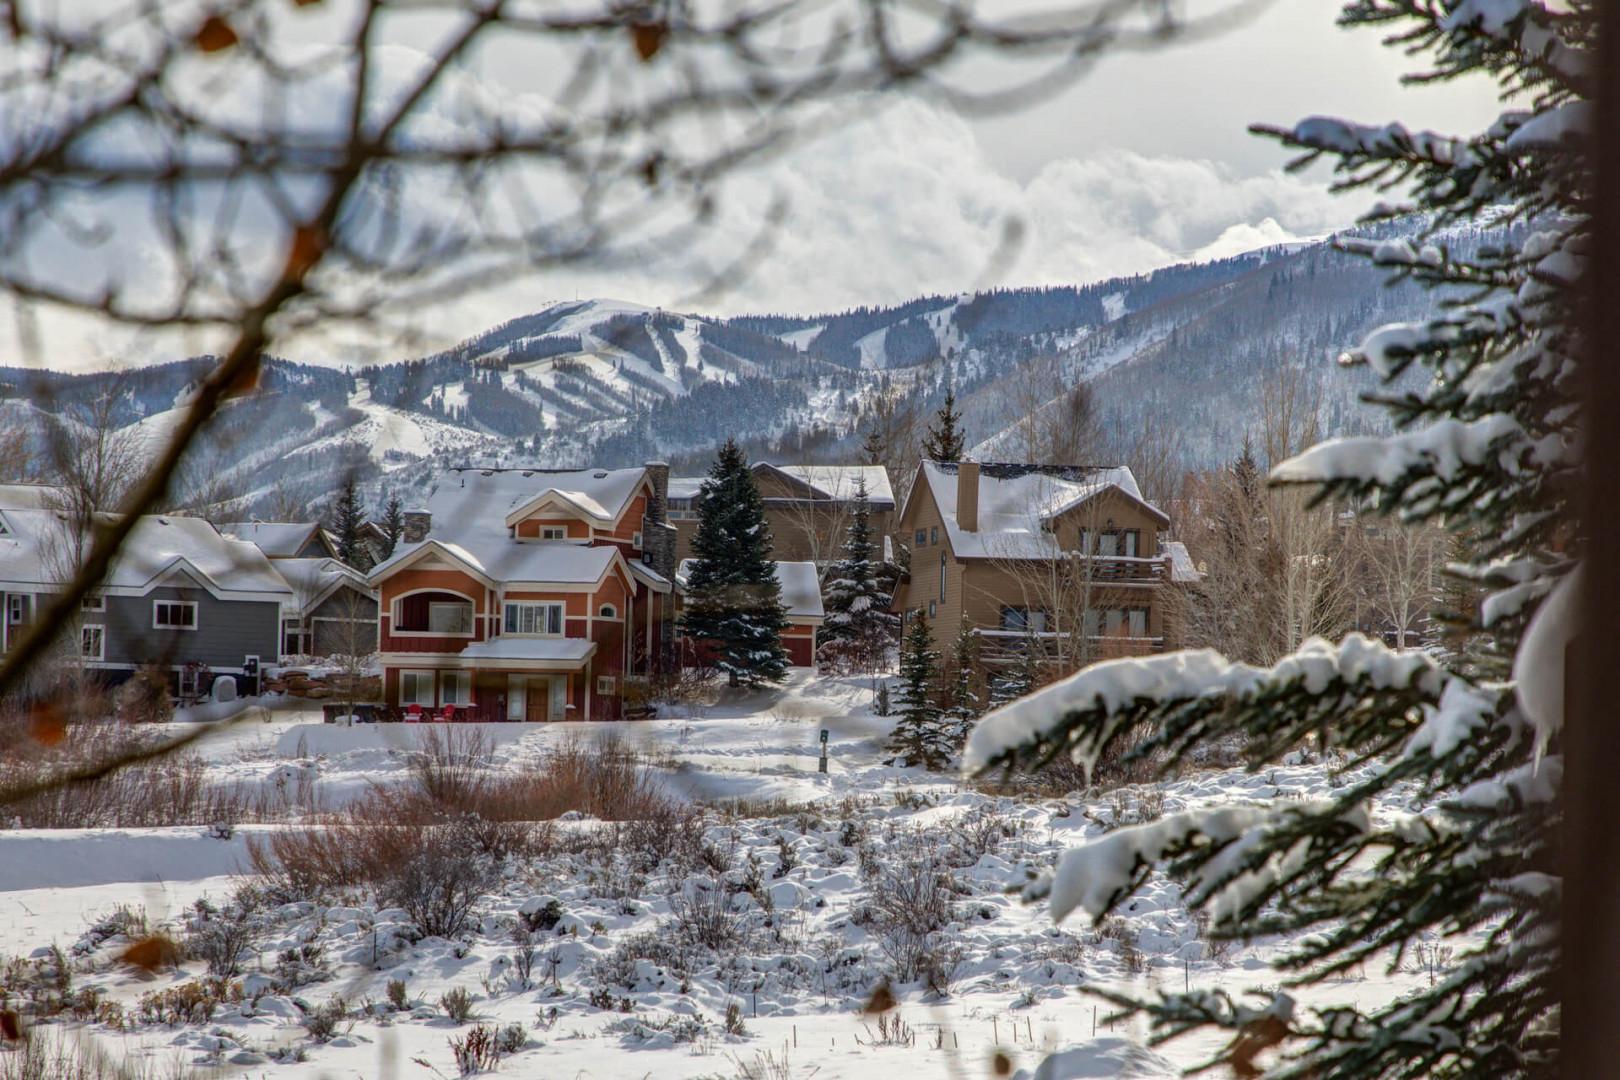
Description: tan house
xmin=893 ymin=460 xmax=1187 ymax=669
xmin=669 ymin=463 xmax=894 ymax=565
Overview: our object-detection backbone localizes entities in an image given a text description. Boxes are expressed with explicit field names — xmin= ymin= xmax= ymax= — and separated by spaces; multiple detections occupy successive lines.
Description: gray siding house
xmin=272 ymin=557 xmax=379 ymax=658
xmin=0 ymin=497 xmax=291 ymax=697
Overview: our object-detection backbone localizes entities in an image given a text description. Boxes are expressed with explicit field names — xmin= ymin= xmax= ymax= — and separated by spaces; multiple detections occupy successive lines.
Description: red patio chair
xmin=440 ymin=704 xmax=457 ymax=723
xmin=404 ymin=704 xmax=423 ymax=723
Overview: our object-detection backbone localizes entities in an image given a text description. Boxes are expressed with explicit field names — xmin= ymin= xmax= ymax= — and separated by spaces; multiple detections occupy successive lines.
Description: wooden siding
xmin=90 ymin=586 xmax=280 ymax=670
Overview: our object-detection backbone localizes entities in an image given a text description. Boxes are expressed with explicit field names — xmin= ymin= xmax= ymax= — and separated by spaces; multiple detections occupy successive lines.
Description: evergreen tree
xmin=328 ymin=477 xmax=366 ymax=568
xmin=987 ymin=643 xmax=1044 ymax=708
xmin=679 ymin=438 xmax=790 ymax=687
xmin=887 ymin=614 xmax=949 ymax=769
xmin=821 ymin=479 xmax=898 ymax=664
xmin=966 ymin=5 xmax=1582 ymax=1074
xmin=921 ymin=387 xmax=965 ymax=462
xmin=378 ymin=494 xmax=404 ymax=560
xmin=941 ymin=619 xmax=983 ymax=752
xmin=860 ymin=427 xmax=885 ymax=466
xmin=874 ymin=681 xmax=891 ymax=717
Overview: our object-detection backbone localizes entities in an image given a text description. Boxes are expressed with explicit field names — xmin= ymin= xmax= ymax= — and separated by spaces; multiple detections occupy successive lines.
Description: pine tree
xmin=941 ymin=619 xmax=983 ymax=753
xmin=328 ymin=477 xmax=366 ymax=567
xmin=988 ymin=643 xmax=1043 ymax=708
xmin=679 ymin=438 xmax=790 ymax=687
xmin=874 ymin=681 xmax=891 ymax=717
xmin=378 ymin=494 xmax=404 ymax=560
xmin=965 ymin=5 xmax=1582 ymax=1074
xmin=821 ymin=479 xmax=898 ymax=665
xmin=921 ymin=387 xmax=965 ymax=462
xmin=887 ymin=613 xmax=949 ymax=769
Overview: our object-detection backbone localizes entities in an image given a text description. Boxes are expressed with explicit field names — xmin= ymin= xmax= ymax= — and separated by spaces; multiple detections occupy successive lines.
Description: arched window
xmin=600 ymin=604 xmax=618 ymax=618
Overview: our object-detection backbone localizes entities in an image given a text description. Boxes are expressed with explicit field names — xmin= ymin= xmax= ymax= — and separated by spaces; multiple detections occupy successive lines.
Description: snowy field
xmin=0 ymin=672 xmax=1451 ymax=1078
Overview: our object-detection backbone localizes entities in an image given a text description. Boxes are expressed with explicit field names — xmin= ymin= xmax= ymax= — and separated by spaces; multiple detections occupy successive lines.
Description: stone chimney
xmin=957 ymin=461 xmax=980 ymax=532
xmin=640 ymin=462 xmax=678 ymax=580
xmin=402 ymin=509 xmax=432 ymax=544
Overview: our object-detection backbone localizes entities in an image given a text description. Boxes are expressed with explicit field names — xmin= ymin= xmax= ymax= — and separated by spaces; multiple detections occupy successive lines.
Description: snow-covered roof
xmin=913 ymin=461 xmax=1168 ymax=561
xmin=273 ymin=557 xmax=377 ymax=616
xmin=0 ymin=508 xmax=291 ymax=599
xmin=372 ymin=536 xmax=621 ymax=587
xmin=0 ymin=483 xmax=65 ymax=511
xmin=676 ymin=559 xmax=824 ymax=621
xmin=756 ymin=464 xmax=895 ymax=506
xmin=366 ymin=467 xmax=651 ymax=587
xmin=667 ymin=477 xmax=704 ymax=501
xmin=218 ymin=521 xmax=329 ymax=559
xmin=459 ymin=637 xmax=596 ymax=664
xmin=423 ymin=466 xmax=646 ymax=531
xmin=1162 ymin=540 xmax=1202 ymax=583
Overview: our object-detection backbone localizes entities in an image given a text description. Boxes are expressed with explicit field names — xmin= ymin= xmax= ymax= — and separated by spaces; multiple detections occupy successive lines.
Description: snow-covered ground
xmin=0 ymin=672 xmax=1448 ymax=1078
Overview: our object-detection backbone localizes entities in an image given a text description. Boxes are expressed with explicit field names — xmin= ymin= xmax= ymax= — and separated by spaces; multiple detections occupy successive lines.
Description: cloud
xmin=2 ymin=93 xmax=1372 ymax=369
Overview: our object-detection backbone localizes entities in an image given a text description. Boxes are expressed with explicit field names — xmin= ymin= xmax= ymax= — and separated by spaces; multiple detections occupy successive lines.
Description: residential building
xmin=273 ymin=558 xmax=380 ymax=658
xmin=669 ymin=463 xmax=894 ymax=565
xmin=675 ymin=559 xmax=825 ymax=667
xmin=0 ymin=490 xmax=290 ymax=697
xmin=219 ymin=521 xmax=340 ymax=561
xmin=366 ymin=464 xmax=677 ymax=720
xmin=892 ymin=460 xmax=1180 ymax=668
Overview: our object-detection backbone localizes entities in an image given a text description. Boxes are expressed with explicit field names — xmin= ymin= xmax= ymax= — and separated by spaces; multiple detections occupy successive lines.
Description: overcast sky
xmin=3 ymin=1 xmax=1505 ymax=370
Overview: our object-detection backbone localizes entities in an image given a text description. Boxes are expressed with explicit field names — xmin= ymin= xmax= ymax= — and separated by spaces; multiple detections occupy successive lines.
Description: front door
xmin=526 ymin=676 xmax=550 ymax=723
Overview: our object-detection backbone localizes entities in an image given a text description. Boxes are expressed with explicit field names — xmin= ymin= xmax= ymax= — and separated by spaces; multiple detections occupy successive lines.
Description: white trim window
xmin=599 ymin=603 xmax=618 ymax=619
xmin=596 ymin=675 xmax=617 ymax=696
xmin=7 ymin=595 xmax=27 ymax=624
xmin=81 ymin=594 xmax=105 ymax=612
xmin=81 ymin=624 xmax=105 ymax=660
xmin=539 ymin=526 xmax=568 ymax=541
xmin=401 ymin=670 xmax=436 ymax=706
xmin=441 ymin=671 xmax=472 ymax=706
xmin=153 ymin=600 xmax=198 ymax=630
xmin=631 ymin=531 xmax=643 ymax=549
xmin=504 ymin=601 xmax=564 ymax=636
xmin=427 ymin=601 xmax=473 ymax=635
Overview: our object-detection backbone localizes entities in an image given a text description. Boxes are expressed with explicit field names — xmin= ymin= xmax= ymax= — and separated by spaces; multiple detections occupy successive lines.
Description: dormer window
xmin=539 ymin=526 xmax=567 ymax=541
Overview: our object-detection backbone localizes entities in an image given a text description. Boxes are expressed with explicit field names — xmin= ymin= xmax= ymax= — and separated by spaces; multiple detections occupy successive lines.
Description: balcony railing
xmin=1054 ymin=553 xmax=1166 ymax=584
xmin=971 ymin=627 xmax=1166 ymax=664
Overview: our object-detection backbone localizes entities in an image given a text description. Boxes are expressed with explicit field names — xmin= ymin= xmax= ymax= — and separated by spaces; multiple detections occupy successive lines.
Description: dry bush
xmin=860 ymin=844 xmax=958 ymax=984
xmin=409 ymin=726 xmax=493 ymax=805
xmin=115 ymin=666 xmax=174 ymax=724
xmin=382 ymin=834 xmax=498 ymax=939
xmin=448 ymin=1024 xmax=502 ymax=1075
xmin=0 ymin=1028 xmax=199 ymax=1080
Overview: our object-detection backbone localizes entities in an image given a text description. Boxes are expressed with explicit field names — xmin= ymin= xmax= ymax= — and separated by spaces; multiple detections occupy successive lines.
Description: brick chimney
xmin=957 ymin=461 xmax=980 ymax=532
xmin=402 ymin=509 xmax=432 ymax=544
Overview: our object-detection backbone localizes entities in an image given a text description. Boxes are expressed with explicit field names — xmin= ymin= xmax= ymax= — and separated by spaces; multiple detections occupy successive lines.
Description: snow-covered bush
xmin=381 ymin=836 xmax=498 ymax=940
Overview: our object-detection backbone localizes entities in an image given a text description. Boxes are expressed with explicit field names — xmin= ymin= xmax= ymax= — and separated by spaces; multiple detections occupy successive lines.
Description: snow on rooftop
xmin=273 ymin=557 xmax=375 ymax=614
xmin=374 ymin=536 xmax=619 ymax=586
xmin=460 ymin=637 xmax=596 ymax=664
xmin=759 ymin=464 xmax=895 ymax=505
xmin=1163 ymin=540 xmax=1202 ymax=583
xmin=218 ymin=521 xmax=324 ymax=558
xmin=0 ymin=509 xmax=290 ymax=597
xmin=921 ymin=461 xmax=1163 ymax=560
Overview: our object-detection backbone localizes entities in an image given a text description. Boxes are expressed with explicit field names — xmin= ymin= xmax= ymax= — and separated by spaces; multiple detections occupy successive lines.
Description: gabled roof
xmin=218 ymin=521 xmax=336 ymax=559
xmin=675 ymin=559 xmax=824 ymax=621
xmin=906 ymin=461 xmax=1169 ymax=560
xmin=0 ymin=509 xmax=291 ymax=600
xmin=370 ymin=535 xmax=625 ymax=590
xmin=753 ymin=463 xmax=895 ymax=506
xmin=274 ymin=557 xmax=378 ymax=617
xmin=416 ymin=467 xmax=646 ymax=532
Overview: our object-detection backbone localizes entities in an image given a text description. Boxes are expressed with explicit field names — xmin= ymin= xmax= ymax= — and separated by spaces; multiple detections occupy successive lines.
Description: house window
xmin=914 ymin=528 xmax=927 ymax=546
xmin=596 ymin=676 xmax=617 ymax=696
xmin=927 ymin=600 xmax=937 ymax=618
xmin=401 ymin=670 xmax=436 ymax=706
xmin=599 ymin=604 xmax=618 ymax=618
xmin=81 ymin=594 xmax=105 ymax=612
xmin=939 ymin=551 xmax=947 ymax=602
xmin=929 ymin=526 xmax=939 ymax=546
xmin=632 ymin=531 xmax=643 ymax=549
xmin=1001 ymin=607 xmax=1049 ymax=634
xmin=539 ymin=526 xmax=567 ymax=540
xmin=427 ymin=601 xmax=473 ymax=635
xmin=1128 ymin=608 xmax=1148 ymax=637
xmin=504 ymin=601 xmax=564 ymax=636
xmin=441 ymin=671 xmax=472 ymax=706
xmin=153 ymin=600 xmax=198 ymax=630
xmin=81 ymin=625 xmax=104 ymax=660
xmin=7 ymin=595 xmax=26 ymax=624
xmin=1124 ymin=530 xmax=1140 ymax=557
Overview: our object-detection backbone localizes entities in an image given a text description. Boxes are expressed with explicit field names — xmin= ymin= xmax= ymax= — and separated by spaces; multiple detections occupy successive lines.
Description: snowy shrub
xmin=448 ymin=1023 xmax=501 ymax=1074
xmin=860 ymin=848 xmax=958 ymax=983
xmin=386 ymin=978 xmax=409 ymax=1011
xmin=409 ymin=726 xmax=494 ymax=806
xmin=669 ymin=878 xmax=746 ymax=952
xmin=439 ymin=987 xmax=475 ymax=1024
xmin=497 ymin=1022 xmax=528 ymax=1054
xmin=302 ymin=996 xmax=347 ymax=1042
xmin=185 ymin=899 xmax=258 ymax=978
xmin=724 ymin=1001 xmax=747 ymax=1036
xmin=381 ymin=834 xmax=499 ymax=940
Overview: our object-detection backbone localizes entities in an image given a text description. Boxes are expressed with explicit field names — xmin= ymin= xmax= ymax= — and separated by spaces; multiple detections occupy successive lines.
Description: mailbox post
xmin=818 ymin=728 xmax=829 ymax=774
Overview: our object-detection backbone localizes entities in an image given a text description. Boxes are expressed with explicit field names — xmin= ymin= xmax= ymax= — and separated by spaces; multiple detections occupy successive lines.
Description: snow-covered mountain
xmin=0 ymin=222 xmax=1459 ymax=519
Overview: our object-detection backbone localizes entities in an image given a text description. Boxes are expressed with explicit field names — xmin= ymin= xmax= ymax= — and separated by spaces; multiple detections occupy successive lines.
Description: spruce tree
xmin=965 ymin=4 xmax=1582 ymax=1074
xmin=329 ymin=477 xmax=366 ymax=567
xmin=941 ymin=619 xmax=983 ymax=752
xmin=378 ymin=494 xmax=404 ymax=560
xmin=679 ymin=438 xmax=790 ymax=687
xmin=922 ymin=387 xmax=965 ymax=462
xmin=887 ymin=613 xmax=949 ymax=769
xmin=821 ymin=479 xmax=897 ymax=665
